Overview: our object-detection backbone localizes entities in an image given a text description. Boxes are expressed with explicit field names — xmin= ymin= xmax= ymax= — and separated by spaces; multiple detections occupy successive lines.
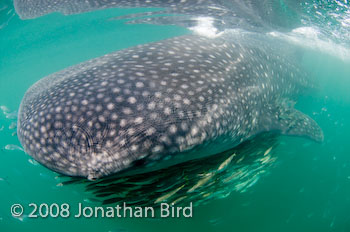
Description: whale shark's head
xmin=17 ymin=35 xmax=244 ymax=179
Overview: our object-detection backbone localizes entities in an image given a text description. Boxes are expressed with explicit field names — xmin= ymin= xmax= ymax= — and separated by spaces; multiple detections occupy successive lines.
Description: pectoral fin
xmin=259 ymin=101 xmax=324 ymax=143
xmin=278 ymin=108 xmax=324 ymax=142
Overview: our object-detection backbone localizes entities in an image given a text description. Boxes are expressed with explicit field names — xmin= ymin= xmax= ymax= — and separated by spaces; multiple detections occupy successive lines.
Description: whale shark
xmin=13 ymin=0 xmax=302 ymax=32
xmin=17 ymin=31 xmax=323 ymax=180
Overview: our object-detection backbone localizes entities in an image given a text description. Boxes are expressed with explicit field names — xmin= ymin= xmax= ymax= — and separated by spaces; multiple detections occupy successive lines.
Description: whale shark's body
xmin=17 ymin=32 xmax=323 ymax=180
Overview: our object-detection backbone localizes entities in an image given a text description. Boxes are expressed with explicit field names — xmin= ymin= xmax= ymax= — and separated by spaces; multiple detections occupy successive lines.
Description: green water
xmin=1 ymin=2 xmax=350 ymax=232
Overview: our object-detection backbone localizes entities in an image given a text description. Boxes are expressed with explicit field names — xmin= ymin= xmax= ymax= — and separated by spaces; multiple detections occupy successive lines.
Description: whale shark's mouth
xmin=58 ymin=133 xmax=279 ymax=207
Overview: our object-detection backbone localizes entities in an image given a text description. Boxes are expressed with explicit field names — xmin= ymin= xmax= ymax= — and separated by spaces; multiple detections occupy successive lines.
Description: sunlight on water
xmin=269 ymin=26 xmax=350 ymax=61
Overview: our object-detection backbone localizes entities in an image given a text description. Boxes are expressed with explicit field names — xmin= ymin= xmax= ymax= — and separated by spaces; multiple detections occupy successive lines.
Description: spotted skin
xmin=13 ymin=0 xmax=212 ymax=19
xmin=13 ymin=0 xmax=303 ymax=33
xmin=17 ymin=33 xmax=323 ymax=180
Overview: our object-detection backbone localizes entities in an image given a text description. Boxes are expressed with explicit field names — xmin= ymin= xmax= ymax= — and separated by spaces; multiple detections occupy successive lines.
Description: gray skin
xmin=17 ymin=32 xmax=323 ymax=180
xmin=13 ymin=0 xmax=231 ymax=21
xmin=13 ymin=0 xmax=303 ymax=32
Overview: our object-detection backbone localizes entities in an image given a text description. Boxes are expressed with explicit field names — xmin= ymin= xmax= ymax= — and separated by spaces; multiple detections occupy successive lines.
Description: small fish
xmin=236 ymin=155 xmax=245 ymax=164
xmin=0 ymin=177 xmax=11 ymax=185
xmin=9 ymin=122 xmax=17 ymax=130
xmin=28 ymin=159 xmax=39 ymax=166
xmin=86 ymin=198 xmax=102 ymax=203
xmin=171 ymin=196 xmax=187 ymax=205
xmin=264 ymin=146 xmax=273 ymax=156
xmin=13 ymin=214 xmax=28 ymax=222
xmin=201 ymin=191 xmax=214 ymax=198
xmin=4 ymin=144 xmax=24 ymax=151
xmin=217 ymin=153 xmax=236 ymax=172
xmin=187 ymin=173 xmax=214 ymax=193
xmin=245 ymin=175 xmax=260 ymax=189
xmin=0 ymin=105 xmax=9 ymax=113
xmin=260 ymin=155 xmax=271 ymax=164
xmin=222 ymin=167 xmax=249 ymax=184
xmin=154 ymin=184 xmax=185 ymax=203
xmin=5 ymin=111 xmax=18 ymax=119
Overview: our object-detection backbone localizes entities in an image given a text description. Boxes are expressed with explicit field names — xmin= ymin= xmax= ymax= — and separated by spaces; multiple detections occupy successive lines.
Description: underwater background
xmin=1 ymin=0 xmax=350 ymax=231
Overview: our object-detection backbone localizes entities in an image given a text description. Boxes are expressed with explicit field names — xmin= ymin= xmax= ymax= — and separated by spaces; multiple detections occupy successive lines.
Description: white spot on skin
xmin=116 ymin=96 xmax=124 ymax=102
xmin=148 ymin=102 xmax=156 ymax=110
xmin=55 ymin=106 xmax=62 ymax=112
xmin=96 ymin=105 xmax=103 ymax=112
xmin=181 ymin=122 xmax=188 ymax=131
xmin=128 ymin=128 xmax=135 ymax=135
xmin=191 ymin=127 xmax=199 ymax=136
xmin=183 ymin=99 xmax=191 ymax=105
xmin=54 ymin=121 xmax=62 ymax=128
xmin=134 ymin=117 xmax=143 ymax=124
xmin=150 ymin=113 xmax=158 ymax=119
xmin=152 ymin=145 xmax=163 ymax=153
xmin=164 ymin=107 xmax=171 ymax=115
xmin=169 ymin=125 xmax=177 ymax=134
xmin=109 ymin=130 xmax=117 ymax=137
xmin=112 ymin=88 xmax=120 ymax=93
xmin=174 ymin=95 xmax=182 ymax=101
xmin=128 ymin=97 xmax=137 ymax=104
xmin=136 ymin=82 xmax=144 ymax=88
xmin=98 ymin=115 xmax=105 ymax=122
xmin=40 ymin=126 xmax=46 ymax=133
xmin=120 ymin=119 xmax=127 ymax=127
xmin=111 ymin=113 xmax=118 ymax=120
xmin=107 ymin=103 xmax=114 ymax=110
xmin=122 ymin=108 xmax=132 ymax=115
xmin=146 ymin=127 xmax=156 ymax=136
xmin=142 ymin=91 xmax=150 ymax=97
